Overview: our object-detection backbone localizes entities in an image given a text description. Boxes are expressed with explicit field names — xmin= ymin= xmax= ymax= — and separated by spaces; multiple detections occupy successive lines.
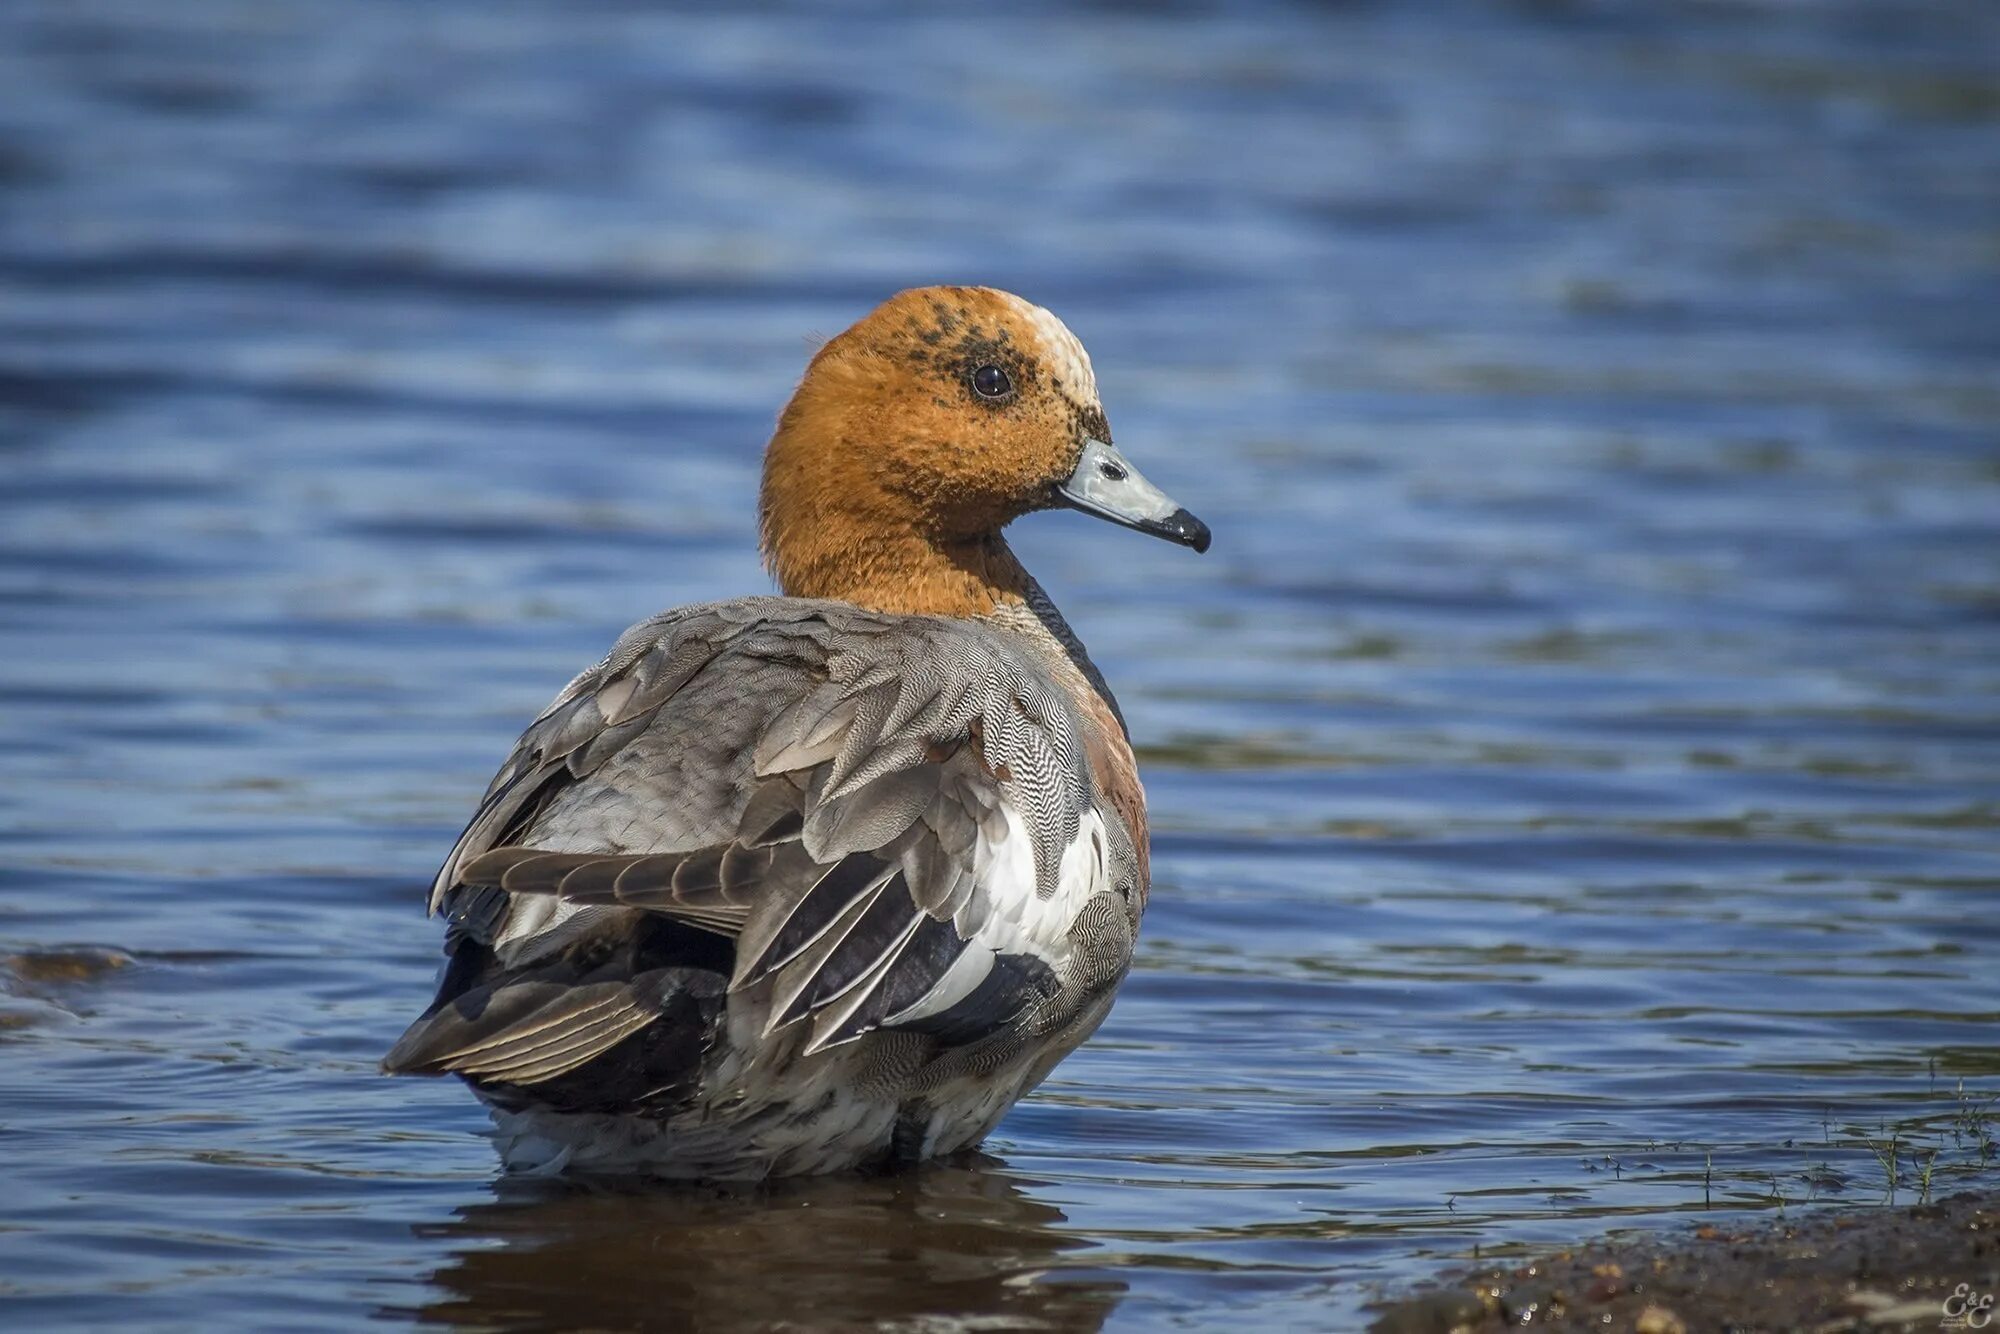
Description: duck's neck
xmin=763 ymin=516 xmax=1032 ymax=619
xmin=758 ymin=369 xmax=1038 ymax=617
xmin=761 ymin=476 xmax=1132 ymax=738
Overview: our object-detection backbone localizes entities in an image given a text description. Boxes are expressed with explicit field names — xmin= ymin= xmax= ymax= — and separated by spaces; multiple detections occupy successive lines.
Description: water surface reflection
xmin=406 ymin=1161 xmax=1123 ymax=1333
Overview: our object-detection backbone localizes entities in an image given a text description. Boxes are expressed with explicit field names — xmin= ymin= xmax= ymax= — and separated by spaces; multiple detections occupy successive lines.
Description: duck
xmin=384 ymin=286 xmax=1209 ymax=1178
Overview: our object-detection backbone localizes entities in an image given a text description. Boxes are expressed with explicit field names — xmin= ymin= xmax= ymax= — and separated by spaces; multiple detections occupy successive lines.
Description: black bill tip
xmin=1159 ymin=507 xmax=1212 ymax=554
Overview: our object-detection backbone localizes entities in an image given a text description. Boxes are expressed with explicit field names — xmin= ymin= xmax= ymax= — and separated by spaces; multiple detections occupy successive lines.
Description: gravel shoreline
xmin=1368 ymin=1191 xmax=2000 ymax=1333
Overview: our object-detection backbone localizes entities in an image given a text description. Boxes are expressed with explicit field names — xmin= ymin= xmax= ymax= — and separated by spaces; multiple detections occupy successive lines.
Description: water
xmin=3 ymin=1 xmax=1997 ymax=1328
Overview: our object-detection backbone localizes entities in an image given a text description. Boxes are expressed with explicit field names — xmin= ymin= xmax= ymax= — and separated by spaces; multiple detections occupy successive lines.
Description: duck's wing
xmin=389 ymin=598 xmax=1132 ymax=1084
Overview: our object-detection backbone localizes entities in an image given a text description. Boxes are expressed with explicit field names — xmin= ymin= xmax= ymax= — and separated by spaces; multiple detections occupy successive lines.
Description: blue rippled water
xmin=2 ymin=2 xmax=1997 ymax=1329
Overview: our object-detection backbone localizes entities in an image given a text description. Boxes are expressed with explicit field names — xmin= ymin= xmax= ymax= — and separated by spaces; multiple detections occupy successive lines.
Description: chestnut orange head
xmin=759 ymin=286 xmax=1207 ymax=616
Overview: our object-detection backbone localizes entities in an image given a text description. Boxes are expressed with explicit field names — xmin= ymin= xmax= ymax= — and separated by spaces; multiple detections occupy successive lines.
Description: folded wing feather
xmin=406 ymin=599 xmax=1105 ymax=1082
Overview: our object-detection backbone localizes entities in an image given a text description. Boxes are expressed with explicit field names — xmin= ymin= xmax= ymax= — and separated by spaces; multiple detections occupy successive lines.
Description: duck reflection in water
xmin=400 ymin=1156 xmax=1124 ymax=1332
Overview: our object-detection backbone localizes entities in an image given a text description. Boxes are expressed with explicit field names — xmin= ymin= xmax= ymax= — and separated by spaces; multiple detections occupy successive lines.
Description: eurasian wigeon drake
xmin=385 ymin=286 xmax=1209 ymax=1178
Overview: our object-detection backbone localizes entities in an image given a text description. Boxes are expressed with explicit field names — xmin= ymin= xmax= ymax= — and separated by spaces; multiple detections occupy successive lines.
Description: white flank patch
xmin=997 ymin=292 xmax=1099 ymax=405
xmin=887 ymin=801 xmax=1111 ymax=1026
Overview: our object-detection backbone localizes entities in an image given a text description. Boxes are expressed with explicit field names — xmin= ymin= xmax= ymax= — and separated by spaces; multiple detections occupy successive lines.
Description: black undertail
xmin=383 ymin=916 xmax=729 ymax=1116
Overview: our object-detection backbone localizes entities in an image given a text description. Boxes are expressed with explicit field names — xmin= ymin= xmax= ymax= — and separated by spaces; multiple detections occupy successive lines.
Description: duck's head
xmin=760 ymin=286 xmax=1208 ymax=616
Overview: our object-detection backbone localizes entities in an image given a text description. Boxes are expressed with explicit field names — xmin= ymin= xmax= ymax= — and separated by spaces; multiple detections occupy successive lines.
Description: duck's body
xmin=386 ymin=287 xmax=1207 ymax=1178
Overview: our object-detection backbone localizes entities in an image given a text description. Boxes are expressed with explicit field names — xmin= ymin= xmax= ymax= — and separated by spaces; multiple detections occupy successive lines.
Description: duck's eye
xmin=970 ymin=364 xmax=1012 ymax=399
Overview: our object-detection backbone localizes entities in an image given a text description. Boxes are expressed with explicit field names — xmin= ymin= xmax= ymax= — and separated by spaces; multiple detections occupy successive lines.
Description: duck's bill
xmin=1055 ymin=438 xmax=1211 ymax=553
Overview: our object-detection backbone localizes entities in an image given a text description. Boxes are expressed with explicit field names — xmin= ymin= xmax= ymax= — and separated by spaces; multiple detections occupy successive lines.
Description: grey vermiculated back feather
xmin=433 ymin=600 xmax=1091 ymax=903
xmin=423 ymin=598 xmax=1103 ymax=1061
xmin=801 ymin=764 xmax=938 ymax=860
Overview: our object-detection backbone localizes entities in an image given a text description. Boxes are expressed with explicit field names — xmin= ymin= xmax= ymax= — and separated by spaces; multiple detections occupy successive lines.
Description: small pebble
xmin=1636 ymin=1305 xmax=1687 ymax=1334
